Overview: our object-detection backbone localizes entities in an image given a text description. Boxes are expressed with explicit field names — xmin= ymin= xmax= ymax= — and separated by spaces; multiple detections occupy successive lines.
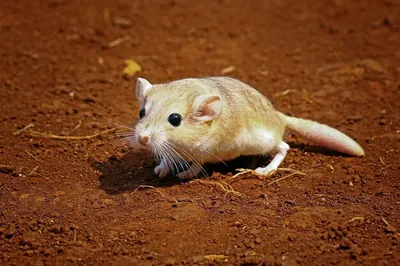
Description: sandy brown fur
xmin=134 ymin=76 xmax=364 ymax=179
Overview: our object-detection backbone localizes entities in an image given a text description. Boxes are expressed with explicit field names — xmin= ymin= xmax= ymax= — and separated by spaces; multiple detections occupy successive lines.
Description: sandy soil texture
xmin=1 ymin=0 xmax=399 ymax=265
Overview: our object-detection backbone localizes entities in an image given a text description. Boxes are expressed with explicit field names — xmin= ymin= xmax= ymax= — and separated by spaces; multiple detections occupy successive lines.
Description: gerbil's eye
xmin=139 ymin=108 xmax=145 ymax=119
xmin=168 ymin=113 xmax=182 ymax=127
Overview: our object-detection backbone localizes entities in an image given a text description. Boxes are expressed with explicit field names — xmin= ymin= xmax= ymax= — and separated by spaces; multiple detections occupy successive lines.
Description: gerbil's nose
xmin=139 ymin=135 xmax=149 ymax=146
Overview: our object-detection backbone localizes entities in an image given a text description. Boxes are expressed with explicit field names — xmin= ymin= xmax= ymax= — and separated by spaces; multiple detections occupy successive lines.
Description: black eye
xmin=139 ymin=108 xmax=145 ymax=119
xmin=168 ymin=113 xmax=182 ymax=127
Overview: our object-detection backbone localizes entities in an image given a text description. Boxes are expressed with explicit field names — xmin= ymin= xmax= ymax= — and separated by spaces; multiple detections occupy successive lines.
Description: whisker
xmin=86 ymin=102 xmax=136 ymax=132
xmin=149 ymin=128 xmax=209 ymax=177
xmin=161 ymin=141 xmax=193 ymax=172
xmin=90 ymin=118 xmax=133 ymax=130
xmin=167 ymin=142 xmax=208 ymax=178
xmin=157 ymin=141 xmax=188 ymax=176
xmin=156 ymin=140 xmax=184 ymax=174
xmin=114 ymin=131 xmax=135 ymax=137
xmin=112 ymin=100 xmax=132 ymax=116
xmin=204 ymin=148 xmax=227 ymax=167
xmin=119 ymin=136 xmax=136 ymax=146
xmin=181 ymin=139 xmax=227 ymax=167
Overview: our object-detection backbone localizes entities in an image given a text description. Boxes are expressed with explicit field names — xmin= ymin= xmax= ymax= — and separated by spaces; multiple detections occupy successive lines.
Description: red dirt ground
xmin=1 ymin=0 xmax=399 ymax=265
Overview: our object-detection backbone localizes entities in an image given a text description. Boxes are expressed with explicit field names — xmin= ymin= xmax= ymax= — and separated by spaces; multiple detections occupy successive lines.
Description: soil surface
xmin=1 ymin=0 xmax=399 ymax=265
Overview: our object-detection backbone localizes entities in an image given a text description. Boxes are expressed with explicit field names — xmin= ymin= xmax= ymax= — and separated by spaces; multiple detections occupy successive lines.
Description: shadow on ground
xmin=92 ymin=142 xmax=342 ymax=195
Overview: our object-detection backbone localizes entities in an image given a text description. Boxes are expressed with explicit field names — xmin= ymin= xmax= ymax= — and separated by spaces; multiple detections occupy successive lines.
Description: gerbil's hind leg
xmin=154 ymin=159 xmax=170 ymax=178
xmin=255 ymin=141 xmax=290 ymax=176
xmin=176 ymin=164 xmax=202 ymax=180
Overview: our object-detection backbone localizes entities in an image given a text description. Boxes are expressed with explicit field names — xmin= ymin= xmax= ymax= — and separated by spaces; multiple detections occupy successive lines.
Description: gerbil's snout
xmin=138 ymin=135 xmax=149 ymax=146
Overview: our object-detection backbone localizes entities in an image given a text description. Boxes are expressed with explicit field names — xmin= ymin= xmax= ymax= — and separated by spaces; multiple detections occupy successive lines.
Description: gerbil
xmin=134 ymin=77 xmax=364 ymax=180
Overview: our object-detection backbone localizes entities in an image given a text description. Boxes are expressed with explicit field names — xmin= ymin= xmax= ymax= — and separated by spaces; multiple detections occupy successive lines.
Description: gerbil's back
xmin=206 ymin=77 xmax=282 ymax=128
xmin=149 ymin=77 xmax=284 ymax=135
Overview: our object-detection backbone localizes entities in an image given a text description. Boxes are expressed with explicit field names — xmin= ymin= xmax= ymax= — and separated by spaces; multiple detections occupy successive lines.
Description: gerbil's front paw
xmin=176 ymin=164 xmax=202 ymax=180
xmin=154 ymin=161 xmax=170 ymax=179
xmin=176 ymin=170 xmax=196 ymax=180
xmin=255 ymin=166 xmax=277 ymax=176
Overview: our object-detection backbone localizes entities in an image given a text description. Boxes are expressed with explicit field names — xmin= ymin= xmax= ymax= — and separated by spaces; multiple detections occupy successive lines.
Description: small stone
xmin=5 ymin=229 xmax=16 ymax=239
xmin=48 ymin=225 xmax=63 ymax=234
xmin=385 ymin=225 xmax=397 ymax=234
xmin=73 ymin=240 xmax=86 ymax=247
xmin=4 ymin=80 xmax=12 ymax=86
xmin=192 ymin=255 xmax=203 ymax=263
xmin=165 ymin=258 xmax=176 ymax=266
xmin=285 ymin=200 xmax=295 ymax=205
xmin=43 ymin=248 xmax=52 ymax=256
xmin=346 ymin=114 xmax=363 ymax=122
xmin=137 ymin=239 xmax=146 ymax=245
xmin=360 ymin=59 xmax=386 ymax=74
xmin=30 ymin=242 xmax=39 ymax=249
xmin=382 ymin=16 xmax=395 ymax=28
xmin=352 ymin=176 xmax=361 ymax=183
xmin=254 ymin=237 xmax=262 ymax=244
xmin=100 ymin=199 xmax=116 ymax=206
xmin=123 ymin=73 xmax=133 ymax=80
xmin=113 ymin=17 xmax=132 ymax=28
xmin=220 ymin=66 xmax=235 ymax=75
xmin=25 ymin=250 xmax=34 ymax=256
xmin=249 ymin=228 xmax=260 ymax=235
xmin=70 ymin=224 xmax=80 ymax=230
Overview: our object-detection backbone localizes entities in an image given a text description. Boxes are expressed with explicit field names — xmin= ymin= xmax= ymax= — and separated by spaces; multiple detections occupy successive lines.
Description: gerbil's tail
xmin=280 ymin=113 xmax=364 ymax=156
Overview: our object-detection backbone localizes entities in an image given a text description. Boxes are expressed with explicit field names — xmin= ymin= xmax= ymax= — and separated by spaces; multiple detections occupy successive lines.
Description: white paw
xmin=255 ymin=166 xmax=277 ymax=176
xmin=154 ymin=164 xmax=170 ymax=178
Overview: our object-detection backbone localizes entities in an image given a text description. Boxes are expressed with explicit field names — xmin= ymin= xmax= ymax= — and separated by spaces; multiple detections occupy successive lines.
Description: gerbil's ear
xmin=136 ymin=77 xmax=152 ymax=103
xmin=192 ymin=94 xmax=222 ymax=122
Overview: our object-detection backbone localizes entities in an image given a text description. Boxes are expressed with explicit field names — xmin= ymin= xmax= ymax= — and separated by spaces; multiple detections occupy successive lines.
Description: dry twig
xmin=382 ymin=217 xmax=390 ymax=226
xmin=268 ymin=169 xmax=306 ymax=186
xmin=13 ymin=123 xmax=34 ymax=136
xmin=348 ymin=217 xmax=364 ymax=223
xmin=16 ymin=127 xmax=120 ymax=140
xmin=104 ymin=35 xmax=131 ymax=49
xmin=71 ymin=120 xmax=82 ymax=132
xmin=25 ymin=150 xmax=39 ymax=161
xmin=190 ymin=179 xmax=242 ymax=197
xmin=204 ymin=254 xmax=228 ymax=260
xmin=28 ymin=166 xmax=39 ymax=176
xmin=131 ymin=185 xmax=178 ymax=203
xmin=230 ymin=167 xmax=306 ymax=186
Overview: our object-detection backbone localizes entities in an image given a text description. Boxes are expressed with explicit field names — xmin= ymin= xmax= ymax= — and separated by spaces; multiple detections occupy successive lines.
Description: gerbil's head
xmin=134 ymin=77 xmax=222 ymax=167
